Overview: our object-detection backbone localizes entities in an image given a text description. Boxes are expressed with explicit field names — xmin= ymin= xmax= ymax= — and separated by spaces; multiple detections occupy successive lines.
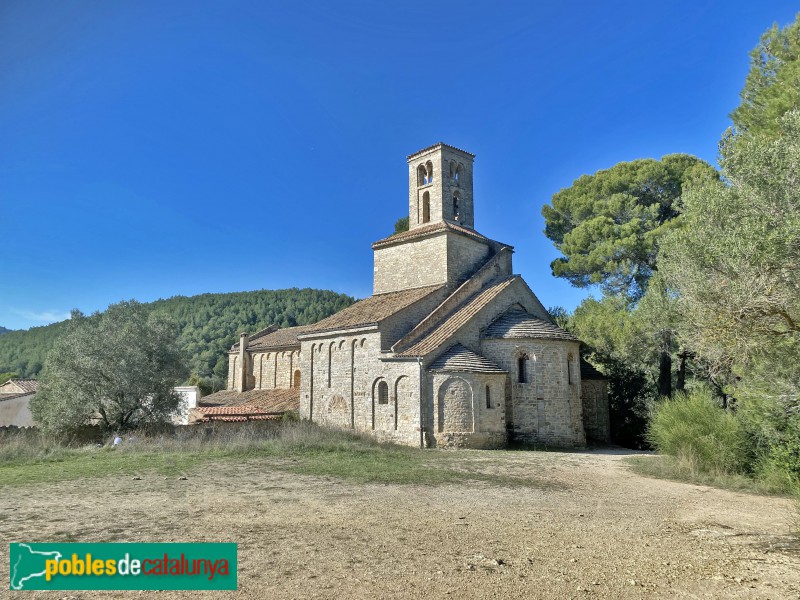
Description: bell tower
xmin=407 ymin=143 xmax=475 ymax=230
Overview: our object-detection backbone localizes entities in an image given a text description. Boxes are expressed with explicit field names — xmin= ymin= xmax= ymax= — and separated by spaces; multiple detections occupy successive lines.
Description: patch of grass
xmin=0 ymin=422 xmax=551 ymax=489
xmin=626 ymin=454 xmax=792 ymax=496
xmin=0 ymin=450 xmax=203 ymax=486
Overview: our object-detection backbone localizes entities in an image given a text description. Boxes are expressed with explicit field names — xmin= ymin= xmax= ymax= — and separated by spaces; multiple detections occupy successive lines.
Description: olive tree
xmin=31 ymin=301 xmax=189 ymax=435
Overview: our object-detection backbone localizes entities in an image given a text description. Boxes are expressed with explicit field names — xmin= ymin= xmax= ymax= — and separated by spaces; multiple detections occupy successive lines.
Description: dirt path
xmin=2 ymin=450 xmax=799 ymax=599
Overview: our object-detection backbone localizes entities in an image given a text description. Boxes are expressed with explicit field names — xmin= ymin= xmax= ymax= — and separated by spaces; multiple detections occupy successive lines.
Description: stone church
xmin=218 ymin=143 xmax=609 ymax=448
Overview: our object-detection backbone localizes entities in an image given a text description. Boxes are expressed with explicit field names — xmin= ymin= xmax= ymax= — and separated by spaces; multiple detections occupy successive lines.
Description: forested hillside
xmin=0 ymin=326 xmax=11 ymax=335
xmin=0 ymin=288 xmax=355 ymax=385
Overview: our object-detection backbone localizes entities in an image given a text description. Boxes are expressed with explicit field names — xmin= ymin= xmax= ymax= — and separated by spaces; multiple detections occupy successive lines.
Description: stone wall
xmin=426 ymin=371 xmax=507 ymax=448
xmin=447 ymin=233 xmax=491 ymax=287
xmin=407 ymin=145 xmax=475 ymax=230
xmin=299 ymin=332 xmax=423 ymax=446
xmin=373 ymin=231 xmax=490 ymax=296
xmin=373 ymin=234 xmax=449 ymax=294
xmin=481 ymin=338 xmax=585 ymax=446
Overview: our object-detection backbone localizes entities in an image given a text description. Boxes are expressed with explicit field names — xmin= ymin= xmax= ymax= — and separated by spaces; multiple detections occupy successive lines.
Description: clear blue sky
xmin=1 ymin=1 xmax=797 ymax=331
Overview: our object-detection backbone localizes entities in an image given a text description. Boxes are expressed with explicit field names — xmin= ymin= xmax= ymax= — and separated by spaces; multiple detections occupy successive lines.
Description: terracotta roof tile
xmin=0 ymin=379 xmax=38 ymax=394
xmin=397 ymin=276 xmax=519 ymax=357
xmin=429 ymin=344 xmax=506 ymax=373
xmin=199 ymin=388 xmax=300 ymax=413
xmin=300 ymin=285 xmax=443 ymax=335
xmin=372 ymin=221 xmax=489 ymax=249
xmin=246 ymin=325 xmax=316 ymax=352
xmin=0 ymin=391 xmax=35 ymax=401
xmin=483 ymin=309 xmax=577 ymax=341
xmin=197 ymin=414 xmax=281 ymax=423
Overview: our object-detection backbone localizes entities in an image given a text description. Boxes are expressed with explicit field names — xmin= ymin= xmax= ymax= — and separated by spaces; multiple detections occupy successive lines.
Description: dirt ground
xmin=2 ymin=449 xmax=800 ymax=599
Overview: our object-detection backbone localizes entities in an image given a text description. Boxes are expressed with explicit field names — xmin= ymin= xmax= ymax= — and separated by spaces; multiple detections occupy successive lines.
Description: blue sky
xmin=1 ymin=1 xmax=797 ymax=331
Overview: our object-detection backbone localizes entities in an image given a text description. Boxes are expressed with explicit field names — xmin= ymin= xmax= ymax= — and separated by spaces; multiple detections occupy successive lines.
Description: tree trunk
xmin=676 ymin=350 xmax=687 ymax=392
xmin=658 ymin=350 xmax=672 ymax=397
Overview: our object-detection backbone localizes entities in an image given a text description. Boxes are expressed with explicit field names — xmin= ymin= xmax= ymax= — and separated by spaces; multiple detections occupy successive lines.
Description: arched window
xmin=455 ymin=163 xmax=463 ymax=183
xmin=378 ymin=380 xmax=389 ymax=404
xmin=452 ymin=192 xmax=461 ymax=221
xmin=293 ymin=369 xmax=301 ymax=388
xmin=422 ymin=191 xmax=431 ymax=223
xmin=449 ymin=160 xmax=456 ymax=179
xmin=425 ymin=160 xmax=433 ymax=184
xmin=486 ymin=385 xmax=491 ymax=409
xmin=417 ymin=163 xmax=427 ymax=186
xmin=517 ymin=353 xmax=529 ymax=384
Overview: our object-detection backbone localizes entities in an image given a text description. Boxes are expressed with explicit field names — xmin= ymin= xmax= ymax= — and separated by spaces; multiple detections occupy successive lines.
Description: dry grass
xmin=0 ymin=422 xmax=541 ymax=488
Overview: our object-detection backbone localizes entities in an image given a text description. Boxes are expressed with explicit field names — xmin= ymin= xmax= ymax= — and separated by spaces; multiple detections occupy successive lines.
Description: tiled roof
xmin=300 ymin=285 xmax=443 ymax=335
xmin=396 ymin=276 xmax=519 ymax=357
xmin=197 ymin=414 xmax=281 ymax=422
xmin=429 ymin=344 xmax=506 ymax=373
xmin=247 ymin=325 xmax=316 ymax=352
xmin=483 ymin=309 xmax=578 ymax=341
xmin=198 ymin=388 xmax=300 ymax=413
xmin=372 ymin=221 xmax=489 ymax=249
xmin=229 ymin=325 xmax=276 ymax=352
xmin=0 ymin=391 xmax=35 ymax=401
xmin=580 ymin=359 xmax=606 ymax=380
xmin=0 ymin=379 xmax=38 ymax=394
xmin=407 ymin=142 xmax=475 ymax=160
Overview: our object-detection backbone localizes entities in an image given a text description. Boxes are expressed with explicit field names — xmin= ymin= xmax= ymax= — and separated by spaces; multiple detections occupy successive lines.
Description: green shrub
xmin=647 ymin=391 xmax=750 ymax=476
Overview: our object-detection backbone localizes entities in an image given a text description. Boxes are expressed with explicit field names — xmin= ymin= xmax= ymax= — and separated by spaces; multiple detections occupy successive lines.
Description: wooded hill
xmin=0 ymin=288 xmax=355 ymax=383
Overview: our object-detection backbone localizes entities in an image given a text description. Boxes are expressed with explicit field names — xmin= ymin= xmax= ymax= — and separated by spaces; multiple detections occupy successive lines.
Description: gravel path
xmin=2 ymin=449 xmax=799 ymax=599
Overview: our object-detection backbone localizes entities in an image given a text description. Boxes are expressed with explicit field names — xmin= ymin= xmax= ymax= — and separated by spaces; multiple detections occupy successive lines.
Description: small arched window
xmin=293 ymin=369 xmax=301 ymax=388
xmin=417 ymin=163 xmax=427 ymax=186
xmin=449 ymin=160 xmax=456 ymax=179
xmin=517 ymin=353 xmax=529 ymax=384
xmin=422 ymin=191 xmax=431 ymax=224
xmin=486 ymin=385 xmax=492 ymax=409
xmin=425 ymin=160 xmax=433 ymax=184
xmin=455 ymin=163 xmax=463 ymax=183
xmin=452 ymin=192 xmax=461 ymax=221
xmin=378 ymin=380 xmax=389 ymax=404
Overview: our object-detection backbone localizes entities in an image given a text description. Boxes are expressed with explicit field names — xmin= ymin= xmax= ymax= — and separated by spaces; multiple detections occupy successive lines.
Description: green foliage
xmin=547 ymin=306 xmax=570 ymax=330
xmin=0 ymin=372 xmax=18 ymax=385
xmin=393 ymin=216 xmax=409 ymax=234
xmin=731 ymin=13 xmax=800 ymax=136
xmin=0 ymin=326 xmax=11 ymax=335
xmin=31 ymin=302 xmax=190 ymax=435
xmin=542 ymin=154 xmax=717 ymax=301
xmin=0 ymin=288 xmax=355 ymax=381
xmin=647 ymin=391 xmax=750 ymax=476
xmin=659 ymin=111 xmax=800 ymax=387
xmin=603 ymin=359 xmax=652 ymax=450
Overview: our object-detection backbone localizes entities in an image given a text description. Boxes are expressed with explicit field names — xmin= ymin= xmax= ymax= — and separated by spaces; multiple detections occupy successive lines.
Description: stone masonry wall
xmin=481 ymin=338 xmax=585 ymax=446
xmin=251 ymin=350 xmax=300 ymax=390
xmin=300 ymin=332 xmax=423 ymax=447
xmin=426 ymin=371 xmax=507 ymax=449
xmin=447 ymin=233 xmax=491 ymax=288
xmin=407 ymin=145 xmax=475 ymax=230
xmin=373 ymin=235 xmax=449 ymax=294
